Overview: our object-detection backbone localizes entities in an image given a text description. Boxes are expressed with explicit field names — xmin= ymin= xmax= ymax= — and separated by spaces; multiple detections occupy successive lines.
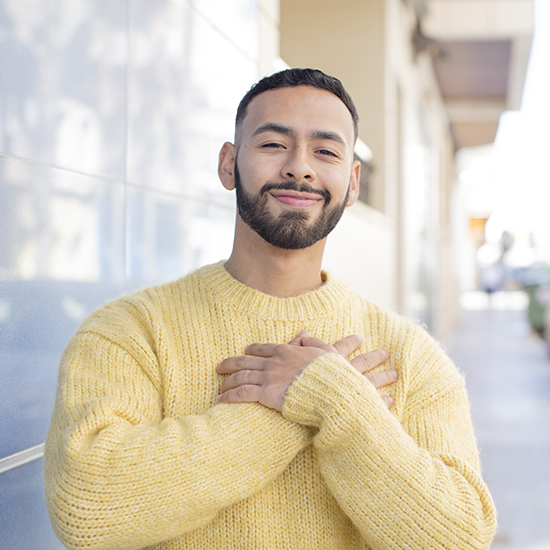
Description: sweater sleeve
xmin=44 ymin=330 xmax=312 ymax=550
xmin=281 ymin=335 xmax=497 ymax=549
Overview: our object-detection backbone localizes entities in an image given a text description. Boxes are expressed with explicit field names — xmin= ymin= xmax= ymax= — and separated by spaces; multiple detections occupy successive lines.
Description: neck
xmin=224 ymin=217 xmax=326 ymax=298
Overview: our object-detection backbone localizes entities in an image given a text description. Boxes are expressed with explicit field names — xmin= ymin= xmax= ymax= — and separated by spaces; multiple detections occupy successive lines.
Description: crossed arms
xmin=45 ymin=307 xmax=496 ymax=550
xmin=217 ymin=330 xmax=398 ymax=411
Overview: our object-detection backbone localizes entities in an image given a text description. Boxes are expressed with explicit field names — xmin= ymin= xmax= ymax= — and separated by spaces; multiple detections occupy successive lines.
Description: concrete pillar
xmin=280 ymin=0 xmax=389 ymax=213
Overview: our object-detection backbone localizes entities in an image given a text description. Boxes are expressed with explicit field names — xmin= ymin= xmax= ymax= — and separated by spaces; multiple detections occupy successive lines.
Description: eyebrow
xmin=252 ymin=123 xmax=295 ymax=138
xmin=310 ymin=130 xmax=346 ymax=147
xmin=252 ymin=123 xmax=347 ymax=147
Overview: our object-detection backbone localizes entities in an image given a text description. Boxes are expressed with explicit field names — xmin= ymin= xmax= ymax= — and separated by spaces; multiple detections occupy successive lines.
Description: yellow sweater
xmin=45 ymin=261 xmax=496 ymax=550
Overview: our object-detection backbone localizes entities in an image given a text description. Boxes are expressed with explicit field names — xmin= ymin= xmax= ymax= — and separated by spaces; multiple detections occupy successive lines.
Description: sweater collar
xmin=192 ymin=261 xmax=352 ymax=321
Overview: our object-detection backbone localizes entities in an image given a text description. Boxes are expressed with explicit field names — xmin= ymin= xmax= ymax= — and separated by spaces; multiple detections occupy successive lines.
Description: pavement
xmin=445 ymin=292 xmax=550 ymax=550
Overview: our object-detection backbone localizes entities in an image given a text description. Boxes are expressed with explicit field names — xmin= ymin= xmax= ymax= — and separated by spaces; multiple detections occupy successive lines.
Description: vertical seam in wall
xmin=124 ymin=0 xmax=130 ymax=287
xmin=189 ymin=1 xmax=259 ymax=63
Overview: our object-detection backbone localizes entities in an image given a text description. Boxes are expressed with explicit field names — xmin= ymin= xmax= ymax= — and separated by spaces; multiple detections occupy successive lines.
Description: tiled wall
xmin=0 ymin=1 xmax=260 ymax=546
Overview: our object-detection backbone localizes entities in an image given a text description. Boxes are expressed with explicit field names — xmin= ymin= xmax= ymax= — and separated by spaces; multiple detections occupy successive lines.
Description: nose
xmin=281 ymin=146 xmax=316 ymax=182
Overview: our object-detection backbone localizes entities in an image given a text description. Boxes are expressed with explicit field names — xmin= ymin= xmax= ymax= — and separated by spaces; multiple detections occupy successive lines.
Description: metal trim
xmin=0 ymin=443 xmax=45 ymax=474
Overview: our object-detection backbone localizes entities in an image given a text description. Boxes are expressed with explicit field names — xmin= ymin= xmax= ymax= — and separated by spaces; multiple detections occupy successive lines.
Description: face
xmin=234 ymin=161 xmax=350 ymax=249
xmin=219 ymin=86 xmax=360 ymax=250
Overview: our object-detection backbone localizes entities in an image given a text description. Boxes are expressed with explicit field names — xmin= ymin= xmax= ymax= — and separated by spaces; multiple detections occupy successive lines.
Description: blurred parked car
xmin=520 ymin=264 xmax=550 ymax=338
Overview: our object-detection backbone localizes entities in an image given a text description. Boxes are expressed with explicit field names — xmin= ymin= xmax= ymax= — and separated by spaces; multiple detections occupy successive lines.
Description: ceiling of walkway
xmin=433 ymin=40 xmax=510 ymax=98
xmin=432 ymin=39 xmax=511 ymax=148
xmin=423 ymin=0 xmax=534 ymax=150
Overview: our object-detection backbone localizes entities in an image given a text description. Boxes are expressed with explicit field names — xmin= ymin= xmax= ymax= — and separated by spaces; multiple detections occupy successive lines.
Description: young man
xmin=45 ymin=69 xmax=496 ymax=550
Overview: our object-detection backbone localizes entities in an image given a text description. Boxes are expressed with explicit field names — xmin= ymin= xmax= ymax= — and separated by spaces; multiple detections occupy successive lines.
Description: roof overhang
xmin=423 ymin=0 xmax=535 ymax=149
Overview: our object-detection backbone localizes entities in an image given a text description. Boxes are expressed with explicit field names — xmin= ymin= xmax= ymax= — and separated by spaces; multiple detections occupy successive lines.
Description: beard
xmin=234 ymin=161 xmax=350 ymax=250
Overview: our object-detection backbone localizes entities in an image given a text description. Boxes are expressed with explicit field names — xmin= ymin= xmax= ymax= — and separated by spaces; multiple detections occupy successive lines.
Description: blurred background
xmin=0 ymin=1 xmax=549 ymax=548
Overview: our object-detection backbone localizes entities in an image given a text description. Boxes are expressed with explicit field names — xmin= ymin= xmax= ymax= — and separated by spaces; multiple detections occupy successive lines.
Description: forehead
xmin=239 ymin=86 xmax=355 ymax=147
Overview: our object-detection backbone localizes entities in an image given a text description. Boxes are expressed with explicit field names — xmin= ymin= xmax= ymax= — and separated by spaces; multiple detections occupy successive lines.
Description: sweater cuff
xmin=282 ymin=353 xmax=388 ymax=434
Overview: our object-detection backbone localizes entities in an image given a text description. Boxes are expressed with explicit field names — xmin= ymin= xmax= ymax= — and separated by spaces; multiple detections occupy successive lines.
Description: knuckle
xmin=236 ymin=385 xmax=250 ymax=399
xmin=364 ymin=349 xmax=388 ymax=369
xmin=358 ymin=354 xmax=376 ymax=372
xmin=363 ymin=354 xmax=377 ymax=369
xmin=271 ymin=344 xmax=285 ymax=358
xmin=235 ymin=370 xmax=249 ymax=384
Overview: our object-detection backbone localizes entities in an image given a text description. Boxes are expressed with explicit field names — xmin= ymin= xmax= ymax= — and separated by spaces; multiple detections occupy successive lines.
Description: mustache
xmin=260 ymin=181 xmax=331 ymax=203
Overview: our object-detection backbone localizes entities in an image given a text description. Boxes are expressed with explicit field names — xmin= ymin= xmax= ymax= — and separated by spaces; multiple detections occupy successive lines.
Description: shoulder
xmin=72 ymin=262 xmax=219 ymax=349
xmin=334 ymin=282 xmax=425 ymax=349
xmin=341 ymin=287 xmax=463 ymax=391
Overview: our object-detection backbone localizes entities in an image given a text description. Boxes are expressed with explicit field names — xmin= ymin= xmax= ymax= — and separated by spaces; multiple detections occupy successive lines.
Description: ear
xmin=218 ymin=142 xmax=237 ymax=191
xmin=346 ymin=160 xmax=361 ymax=207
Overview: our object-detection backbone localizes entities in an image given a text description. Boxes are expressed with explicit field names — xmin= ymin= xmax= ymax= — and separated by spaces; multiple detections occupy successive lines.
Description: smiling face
xmin=219 ymin=85 xmax=361 ymax=250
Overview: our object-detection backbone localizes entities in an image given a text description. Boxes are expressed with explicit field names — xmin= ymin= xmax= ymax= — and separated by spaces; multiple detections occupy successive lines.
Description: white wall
xmin=324 ymin=202 xmax=395 ymax=309
xmin=0 ymin=1 xmax=270 ymax=546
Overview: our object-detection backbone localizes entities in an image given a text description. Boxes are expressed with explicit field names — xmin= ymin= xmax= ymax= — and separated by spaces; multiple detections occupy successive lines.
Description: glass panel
xmin=191 ymin=0 xmax=259 ymax=59
xmin=0 ymin=1 xmax=128 ymax=180
xmin=127 ymin=0 xmax=258 ymax=198
xmin=0 ymin=458 xmax=66 ymax=550
xmin=126 ymin=186 xmax=235 ymax=290
xmin=0 ymin=157 xmax=126 ymax=457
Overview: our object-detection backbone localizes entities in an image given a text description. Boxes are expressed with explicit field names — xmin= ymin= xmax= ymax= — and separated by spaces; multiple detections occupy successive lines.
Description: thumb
xmin=288 ymin=330 xmax=311 ymax=346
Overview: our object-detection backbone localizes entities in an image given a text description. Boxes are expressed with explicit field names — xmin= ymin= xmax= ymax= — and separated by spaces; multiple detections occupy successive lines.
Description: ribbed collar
xmin=191 ymin=261 xmax=352 ymax=322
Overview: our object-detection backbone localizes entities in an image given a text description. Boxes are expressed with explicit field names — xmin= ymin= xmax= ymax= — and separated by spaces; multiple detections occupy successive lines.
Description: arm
xmin=44 ymin=330 xmax=312 ymax=550
xmin=282 ymin=343 xmax=496 ymax=549
xmin=219 ymin=331 xmax=496 ymax=549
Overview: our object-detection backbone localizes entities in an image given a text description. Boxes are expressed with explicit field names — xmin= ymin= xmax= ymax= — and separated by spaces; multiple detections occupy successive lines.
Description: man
xmin=45 ymin=69 xmax=496 ymax=550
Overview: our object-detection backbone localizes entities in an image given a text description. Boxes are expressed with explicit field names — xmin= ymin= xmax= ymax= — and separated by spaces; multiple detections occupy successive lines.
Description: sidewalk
xmin=445 ymin=292 xmax=550 ymax=550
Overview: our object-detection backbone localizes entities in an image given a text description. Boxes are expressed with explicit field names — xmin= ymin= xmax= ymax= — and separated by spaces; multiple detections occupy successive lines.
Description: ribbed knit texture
xmin=45 ymin=261 xmax=496 ymax=550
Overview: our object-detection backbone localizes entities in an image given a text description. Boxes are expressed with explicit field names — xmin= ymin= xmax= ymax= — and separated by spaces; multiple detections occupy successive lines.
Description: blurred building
xmin=280 ymin=0 xmax=534 ymax=336
xmin=0 ymin=0 xmax=533 ymax=547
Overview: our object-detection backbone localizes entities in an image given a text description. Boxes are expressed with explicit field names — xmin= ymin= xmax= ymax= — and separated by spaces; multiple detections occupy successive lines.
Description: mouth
xmin=269 ymin=189 xmax=323 ymax=209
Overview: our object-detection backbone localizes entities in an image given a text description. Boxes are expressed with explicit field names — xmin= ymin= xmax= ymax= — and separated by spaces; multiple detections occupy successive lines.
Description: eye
xmin=261 ymin=142 xmax=284 ymax=149
xmin=316 ymin=149 xmax=337 ymax=157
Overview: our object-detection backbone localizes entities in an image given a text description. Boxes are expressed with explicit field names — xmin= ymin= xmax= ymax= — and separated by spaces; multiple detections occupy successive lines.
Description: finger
xmin=217 ymin=384 xmax=262 ymax=404
xmin=300 ymin=335 xmax=335 ymax=353
xmin=216 ymin=355 xmax=264 ymax=375
xmin=365 ymin=369 xmax=399 ymax=389
xmin=219 ymin=370 xmax=262 ymax=393
xmin=288 ymin=330 xmax=310 ymax=347
xmin=381 ymin=395 xmax=394 ymax=408
xmin=332 ymin=334 xmax=363 ymax=357
xmin=350 ymin=349 xmax=389 ymax=373
xmin=244 ymin=342 xmax=279 ymax=357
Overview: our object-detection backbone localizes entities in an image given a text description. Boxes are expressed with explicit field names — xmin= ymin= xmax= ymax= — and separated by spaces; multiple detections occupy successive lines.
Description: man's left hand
xmin=216 ymin=332 xmax=396 ymax=412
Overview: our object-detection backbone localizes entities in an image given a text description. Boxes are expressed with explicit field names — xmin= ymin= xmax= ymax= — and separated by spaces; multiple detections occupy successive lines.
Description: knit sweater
xmin=45 ymin=261 xmax=496 ymax=550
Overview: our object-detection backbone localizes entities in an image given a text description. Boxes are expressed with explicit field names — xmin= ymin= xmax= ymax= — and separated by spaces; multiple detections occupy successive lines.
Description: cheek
xmin=245 ymin=158 xmax=281 ymax=186
xmin=322 ymin=167 xmax=353 ymax=197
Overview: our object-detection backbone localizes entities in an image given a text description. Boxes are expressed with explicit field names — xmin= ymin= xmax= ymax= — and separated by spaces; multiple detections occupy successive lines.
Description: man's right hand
xmin=290 ymin=331 xmax=398 ymax=407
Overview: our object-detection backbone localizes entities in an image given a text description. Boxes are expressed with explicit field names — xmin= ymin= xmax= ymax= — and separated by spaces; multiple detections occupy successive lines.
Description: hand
xmin=217 ymin=338 xmax=327 ymax=411
xmin=300 ymin=332 xmax=398 ymax=407
xmin=217 ymin=331 xmax=398 ymax=411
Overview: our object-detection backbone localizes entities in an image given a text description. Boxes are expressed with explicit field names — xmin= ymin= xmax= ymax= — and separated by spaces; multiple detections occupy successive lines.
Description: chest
xmin=150 ymin=304 xmax=372 ymax=418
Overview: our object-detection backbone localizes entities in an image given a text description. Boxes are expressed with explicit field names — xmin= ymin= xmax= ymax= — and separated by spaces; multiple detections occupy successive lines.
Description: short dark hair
xmin=235 ymin=68 xmax=359 ymax=141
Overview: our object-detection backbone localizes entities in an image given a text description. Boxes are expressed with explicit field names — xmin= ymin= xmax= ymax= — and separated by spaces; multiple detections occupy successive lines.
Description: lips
xmin=270 ymin=190 xmax=322 ymax=208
